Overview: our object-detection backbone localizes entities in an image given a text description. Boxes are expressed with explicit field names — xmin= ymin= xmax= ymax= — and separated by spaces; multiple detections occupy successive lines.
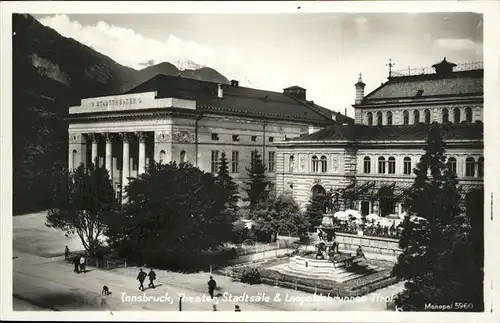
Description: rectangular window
xmin=388 ymin=158 xmax=396 ymax=174
xmin=378 ymin=159 xmax=386 ymax=174
xmin=268 ymin=151 xmax=275 ymax=172
xmin=251 ymin=150 xmax=258 ymax=169
xmin=211 ymin=133 xmax=219 ymax=141
xmin=404 ymin=159 xmax=412 ymax=175
xmin=251 ymin=136 xmax=257 ymax=142
xmin=269 ymin=137 xmax=274 ymax=143
xmin=232 ymin=135 xmax=239 ymax=142
xmin=363 ymin=158 xmax=371 ymax=174
xmin=211 ymin=150 xmax=219 ymax=173
xmin=231 ymin=151 xmax=239 ymax=173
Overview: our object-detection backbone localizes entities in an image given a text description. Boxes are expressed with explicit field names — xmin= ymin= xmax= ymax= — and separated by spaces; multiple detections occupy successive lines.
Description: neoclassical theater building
xmin=274 ymin=58 xmax=484 ymax=215
xmin=67 ymin=75 xmax=351 ymax=202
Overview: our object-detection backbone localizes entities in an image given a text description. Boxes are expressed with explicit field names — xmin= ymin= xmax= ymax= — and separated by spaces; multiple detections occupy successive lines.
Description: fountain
xmin=270 ymin=213 xmax=381 ymax=283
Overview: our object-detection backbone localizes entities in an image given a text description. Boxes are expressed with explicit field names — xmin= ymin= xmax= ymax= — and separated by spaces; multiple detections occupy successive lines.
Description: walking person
xmin=148 ymin=268 xmax=156 ymax=289
xmin=137 ymin=268 xmax=147 ymax=291
xmin=64 ymin=246 xmax=70 ymax=261
xmin=73 ymin=255 xmax=80 ymax=273
xmin=79 ymin=254 xmax=86 ymax=273
xmin=207 ymin=276 xmax=216 ymax=299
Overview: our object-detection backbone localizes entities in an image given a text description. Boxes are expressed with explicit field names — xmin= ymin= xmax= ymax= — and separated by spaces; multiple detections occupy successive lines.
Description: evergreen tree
xmin=305 ymin=194 xmax=325 ymax=232
xmin=393 ymin=123 xmax=483 ymax=311
xmin=216 ymin=151 xmax=240 ymax=219
xmin=46 ymin=163 xmax=118 ymax=256
xmin=244 ymin=150 xmax=269 ymax=207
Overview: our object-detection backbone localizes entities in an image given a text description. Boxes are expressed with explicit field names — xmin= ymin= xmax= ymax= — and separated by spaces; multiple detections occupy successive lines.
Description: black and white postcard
xmin=1 ymin=1 xmax=499 ymax=322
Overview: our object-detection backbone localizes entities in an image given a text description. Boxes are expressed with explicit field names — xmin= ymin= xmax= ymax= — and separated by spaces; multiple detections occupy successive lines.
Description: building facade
xmin=67 ymin=75 xmax=351 ymax=202
xmin=275 ymin=58 xmax=484 ymax=214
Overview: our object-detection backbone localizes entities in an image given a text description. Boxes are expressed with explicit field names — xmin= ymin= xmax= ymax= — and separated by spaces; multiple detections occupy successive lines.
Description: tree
xmin=465 ymin=187 xmax=484 ymax=269
xmin=113 ymin=162 xmax=234 ymax=265
xmin=244 ymin=150 xmax=269 ymax=207
xmin=393 ymin=123 xmax=483 ymax=311
xmin=305 ymin=194 xmax=325 ymax=232
xmin=46 ymin=163 xmax=118 ymax=256
xmin=251 ymin=192 xmax=309 ymax=242
xmin=216 ymin=151 xmax=239 ymax=219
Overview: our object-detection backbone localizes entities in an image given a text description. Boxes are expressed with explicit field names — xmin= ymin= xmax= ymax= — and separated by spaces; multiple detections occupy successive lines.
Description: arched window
xmin=180 ymin=150 xmax=186 ymax=163
xmin=478 ymin=157 xmax=484 ymax=177
xmin=376 ymin=111 xmax=383 ymax=125
xmin=388 ymin=157 xmax=396 ymax=174
xmin=453 ymin=107 xmax=461 ymax=123
xmin=289 ymin=155 xmax=295 ymax=172
xmin=403 ymin=110 xmax=409 ymax=125
xmin=72 ymin=149 xmax=77 ymax=170
xmin=363 ymin=156 xmax=371 ymax=174
xmin=367 ymin=112 xmax=373 ymax=126
xmin=403 ymin=157 xmax=412 ymax=175
xmin=447 ymin=157 xmax=457 ymax=174
xmin=378 ymin=156 xmax=386 ymax=174
xmin=386 ymin=111 xmax=393 ymax=125
xmin=424 ymin=109 xmax=431 ymax=124
xmin=465 ymin=107 xmax=473 ymax=122
xmin=312 ymin=155 xmax=319 ymax=173
xmin=465 ymin=157 xmax=475 ymax=177
xmin=413 ymin=110 xmax=420 ymax=124
xmin=159 ymin=150 xmax=166 ymax=164
xmin=442 ymin=108 xmax=449 ymax=123
xmin=320 ymin=156 xmax=328 ymax=173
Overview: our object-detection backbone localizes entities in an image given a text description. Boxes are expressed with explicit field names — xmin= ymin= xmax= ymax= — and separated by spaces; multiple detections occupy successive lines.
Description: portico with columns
xmin=67 ymin=91 xmax=198 ymax=202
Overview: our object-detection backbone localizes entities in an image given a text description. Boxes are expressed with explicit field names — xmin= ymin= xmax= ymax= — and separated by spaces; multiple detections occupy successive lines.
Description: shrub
xmin=299 ymin=234 xmax=310 ymax=244
xmin=241 ymin=267 xmax=262 ymax=285
xmin=243 ymin=238 xmax=256 ymax=246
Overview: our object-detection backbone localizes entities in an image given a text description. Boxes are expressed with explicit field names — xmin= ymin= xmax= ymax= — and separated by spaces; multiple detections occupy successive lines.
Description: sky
xmin=33 ymin=13 xmax=483 ymax=117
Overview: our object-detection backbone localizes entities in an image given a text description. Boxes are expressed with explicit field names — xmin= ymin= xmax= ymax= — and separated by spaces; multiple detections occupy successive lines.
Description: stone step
xmin=270 ymin=263 xmax=385 ymax=283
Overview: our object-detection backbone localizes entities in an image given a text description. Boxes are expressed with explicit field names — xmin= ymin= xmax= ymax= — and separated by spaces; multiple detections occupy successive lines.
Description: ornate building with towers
xmin=67 ymin=74 xmax=352 ymax=202
xmin=275 ymin=58 xmax=484 ymax=215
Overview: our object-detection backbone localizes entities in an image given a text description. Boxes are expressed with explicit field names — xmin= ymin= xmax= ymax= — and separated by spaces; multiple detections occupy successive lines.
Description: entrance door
xmin=361 ymin=201 xmax=370 ymax=216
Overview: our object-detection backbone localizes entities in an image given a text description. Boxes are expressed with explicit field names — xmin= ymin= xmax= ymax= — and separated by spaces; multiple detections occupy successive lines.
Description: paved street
xmin=13 ymin=249 xmax=403 ymax=311
xmin=11 ymin=213 xmax=404 ymax=312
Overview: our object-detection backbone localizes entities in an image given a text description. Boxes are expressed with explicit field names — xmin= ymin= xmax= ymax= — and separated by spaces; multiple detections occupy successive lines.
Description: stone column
xmin=68 ymin=149 xmax=74 ymax=171
xmin=136 ymin=132 xmax=146 ymax=175
xmin=121 ymin=133 xmax=130 ymax=203
xmin=90 ymin=134 xmax=99 ymax=166
xmin=105 ymin=133 xmax=113 ymax=178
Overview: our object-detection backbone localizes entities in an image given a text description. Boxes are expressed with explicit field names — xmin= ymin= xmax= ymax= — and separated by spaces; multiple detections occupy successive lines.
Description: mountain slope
xmin=12 ymin=13 xmax=230 ymax=214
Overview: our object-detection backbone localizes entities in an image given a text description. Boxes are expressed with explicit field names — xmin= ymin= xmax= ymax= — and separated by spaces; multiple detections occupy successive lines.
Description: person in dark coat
xmin=65 ymin=246 xmax=70 ymax=260
xmin=148 ymin=268 xmax=156 ymax=289
xmin=207 ymin=276 xmax=216 ymax=299
xmin=234 ymin=305 xmax=241 ymax=312
xmin=73 ymin=255 xmax=80 ymax=273
xmin=137 ymin=268 xmax=147 ymax=291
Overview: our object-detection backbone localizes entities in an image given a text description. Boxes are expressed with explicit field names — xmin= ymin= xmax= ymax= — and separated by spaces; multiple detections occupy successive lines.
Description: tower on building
xmin=354 ymin=73 xmax=366 ymax=105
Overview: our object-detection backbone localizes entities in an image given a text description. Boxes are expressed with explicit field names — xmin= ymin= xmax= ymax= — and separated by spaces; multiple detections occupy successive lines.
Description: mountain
xmin=172 ymin=59 xmax=205 ymax=71
xmin=124 ymin=62 xmax=229 ymax=91
xmin=12 ymin=13 xmax=229 ymax=214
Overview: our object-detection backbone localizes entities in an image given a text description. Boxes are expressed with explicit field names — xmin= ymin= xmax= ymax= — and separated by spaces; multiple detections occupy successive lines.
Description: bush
xmin=241 ymin=267 xmax=262 ymax=285
xmin=299 ymin=234 xmax=310 ymax=244
xmin=243 ymin=238 xmax=256 ymax=246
